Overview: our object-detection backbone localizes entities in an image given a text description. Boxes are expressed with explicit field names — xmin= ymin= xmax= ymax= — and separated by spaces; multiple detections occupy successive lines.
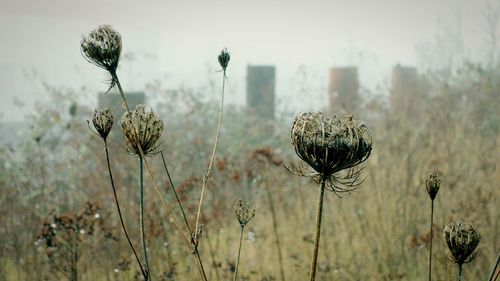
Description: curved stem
xmin=194 ymin=71 xmax=226 ymax=239
xmin=104 ymin=140 xmax=146 ymax=279
xmin=428 ymin=199 xmax=434 ymax=281
xmin=233 ymin=226 xmax=244 ymax=281
xmin=309 ymin=179 xmax=326 ymax=281
xmin=139 ymin=156 xmax=152 ymax=281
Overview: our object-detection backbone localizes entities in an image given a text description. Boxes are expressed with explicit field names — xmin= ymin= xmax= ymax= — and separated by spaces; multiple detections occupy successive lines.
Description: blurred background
xmin=0 ymin=0 xmax=498 ymax=280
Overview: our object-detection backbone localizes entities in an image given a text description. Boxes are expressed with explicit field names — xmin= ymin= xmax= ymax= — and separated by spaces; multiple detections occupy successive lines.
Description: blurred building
xmin=390 ymin=65 xmax=419 ymax=115
xmin=246 ymin=65 xmax=275 ymax=119
xmin=328 ymin=66 xmax=360 ymax=114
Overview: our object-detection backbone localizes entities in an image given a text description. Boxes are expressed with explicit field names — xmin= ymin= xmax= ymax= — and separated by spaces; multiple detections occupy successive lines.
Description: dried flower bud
xmin=443 ymin=221 xmax=481 ymax=265
xmin=218 ymin=48 xmax=230 ymax=72
xmin=81 ymin=25 xmax=122 ymax=73
xmin=92 ymin=108 xmax=113 ymax=139
xmin=290 ymin=112 xmax=372 ymax=193
xmin=234 ymin=199 xmax=255 ymax=228
xmin=425 ymin=170 xmax=441 ymax=200
xmin=120 ymin=104 xmax=164 ymax=156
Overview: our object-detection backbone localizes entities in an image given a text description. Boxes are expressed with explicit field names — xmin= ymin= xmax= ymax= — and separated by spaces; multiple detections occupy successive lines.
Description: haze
xmin=0 ymin=0 xmax=494 ymax=121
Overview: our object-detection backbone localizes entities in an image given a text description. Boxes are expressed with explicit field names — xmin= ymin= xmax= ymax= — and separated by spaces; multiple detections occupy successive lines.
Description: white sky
xmin=0 ymin=0 xmax=495 ymax=121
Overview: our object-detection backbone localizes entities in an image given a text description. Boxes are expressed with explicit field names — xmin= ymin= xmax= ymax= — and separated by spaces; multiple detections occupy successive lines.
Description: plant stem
xmin=112 ymin=72 xmax=207 ymax=280
xmin=72 ymin=230 xmax=78 ymax=281
xmin=456 ymin=263 xmax=462 ymax=281
xmin=265 ymin=183 xmax=285 ymax=281
xmin=160 ymin=151 xmax=192 ymax=235
xmin=309 ymin=179 xmax=326 ymax=281
xmin=488 ymin=251 xmax=500 ymax=281
xmin=139 ymin=156 xmax=152 ymax=281
xmin=233 ymin=226 xmax=244 ymax=281
xmin=428 ymin=199 xmax=434 ymax=281
xmin=194 ymin=70 xmax=226 ymax=240
xmin=160 ymin=147 xmax=208 ymax=281
xmin=104 ymin=140 xmax=146 ymax=279
xmin=110 ymin=71 xmax=130 ymax=113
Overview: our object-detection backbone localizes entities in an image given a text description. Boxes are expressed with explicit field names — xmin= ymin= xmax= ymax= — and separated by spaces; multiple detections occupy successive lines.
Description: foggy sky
xmin=0 ymin=0 xmax=494 ymax=121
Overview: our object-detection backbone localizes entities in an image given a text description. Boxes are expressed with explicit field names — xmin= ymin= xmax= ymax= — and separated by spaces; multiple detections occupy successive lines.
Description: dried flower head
xmin=290 ymin=112 xmax=372 ymax=195
xmin=92 ymin=108 xmax=113 ymax=139
xmin=81 ymin=25 xmax=122 ymax=73
xmin=120 ymin=104 xmax=164 ymax=156
xmin=425 ymin=170 xmax=441 ymax=200
xmin=443 ymin=221 xmax=481 ymax=265
xmin=218 ymin=48 xmax=230 ymax=72
xmin=234 ymin=199 xmax=255 ymax=228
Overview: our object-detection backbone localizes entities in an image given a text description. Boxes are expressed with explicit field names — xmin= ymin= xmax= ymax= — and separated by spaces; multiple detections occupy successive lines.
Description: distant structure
xmin=98 ymin=92 xmax=145 ymax=136
xmin=390 ymin=65 xmax=419 ymax=114
xmin=246 ymin=65 xmax=275 ymax=119
xmin=328 ymin=67 xmax=359 ymax=113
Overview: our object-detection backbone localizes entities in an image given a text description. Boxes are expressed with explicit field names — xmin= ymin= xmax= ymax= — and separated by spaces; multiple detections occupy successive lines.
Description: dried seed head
xmin=81 ymin=25 xmax=122 ymax=73
xmin=120 ymin=104 xmax=164 ymax=156
xmin=218 ymin=48 xmax=230 ymax=72
xmin=234 ymin=199 xmax=255 ymax=228
xmin=425 ymin=170 xmax=441 ymax=200
xmin=92 ymin=108 xmax=113 ymax=139
xmin=443 ymin=221 xmax=481 ymax=265
xmin=290 ymin=112 xmax=372 ymax=193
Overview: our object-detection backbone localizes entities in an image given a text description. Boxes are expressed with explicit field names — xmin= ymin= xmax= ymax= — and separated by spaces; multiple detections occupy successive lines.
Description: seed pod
xmin=425 ymin=170 xmax=441 ymax=200
xmin=291 ymin=112 xmax=372 ymax=184
xmin=218 ymin=48 xmax=230 ymax=72
xmin=81 ymin=25 xmax=122 ymax=73
xmin=120 ymin=104 xmax=164 ymax=156
xmin=234 ymin=199 xmax=255 ymax=228
xmin=92 ymin=108 xmax=114 ymax=139
xmin=443 ymin=221 xmax=481 ymax=265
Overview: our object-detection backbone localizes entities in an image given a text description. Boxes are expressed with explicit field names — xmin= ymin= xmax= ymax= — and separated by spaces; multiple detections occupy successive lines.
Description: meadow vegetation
xmin=0 ymin=26 xmax=498 ymax=281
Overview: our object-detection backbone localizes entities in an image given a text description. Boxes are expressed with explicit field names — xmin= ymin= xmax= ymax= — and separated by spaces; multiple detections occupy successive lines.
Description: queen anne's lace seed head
xmin=234 ymin=199 xmax=255 ymax=228
xmin=290 ymin=112 xmax=372 ymax=194
xmin=92 ymin=108 xmax=113 ymax=139
xmin=120 ymin=104 xmax=164 ymax=156
xmin=81 ymin=25 xmax=122 ymax=73
xmin=443 ymin=221 xmax=481 ymax=265
xmin=218 ymin=48 xmax=230 ymax=72
xmin=425 ymin=170 xmax=441 ymax=200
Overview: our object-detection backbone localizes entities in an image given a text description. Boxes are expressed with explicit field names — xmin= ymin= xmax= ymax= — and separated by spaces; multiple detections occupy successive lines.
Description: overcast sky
xmin=0 ymin=0 xmax=496 ymax=121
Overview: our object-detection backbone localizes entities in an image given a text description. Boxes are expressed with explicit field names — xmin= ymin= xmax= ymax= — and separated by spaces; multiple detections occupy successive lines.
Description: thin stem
xmin=113 ymin=72 xmax=207 ymax=280
xmin=206 ymin=229 xmax=221 ymax=281
xmin=428 ymin=199 xmax=434 ymax=281
xmin=266 ymin=183 xmax=285 ymax=281
xmin=104 ymin=140 xmax=146 ymax=279
xmin=233 ymin=226 xmax=244 ymax=281
xmin=488 ymin=251 xmax=500 ymax=281
xmin=139 ymin=156 xmax=152 ymax=281
xmin=113 ymin=73 xmax=191 ymax=247
xmin=309 ymin=179 xmax=326 ymax=281
xmin=457 ymin=263 xmax=462 ymax=281
xmin=160 ymin=150 xmax=192 ymax=235
xmin=110 ymin=71 xmax=130 ymax=113
xmin=72 ymin=230 xmax=78 ymax=281
xmin=161 ymin=148 xmax=208 ymax=281
xmin=194 ymin=71 xmax=226 ymax=239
